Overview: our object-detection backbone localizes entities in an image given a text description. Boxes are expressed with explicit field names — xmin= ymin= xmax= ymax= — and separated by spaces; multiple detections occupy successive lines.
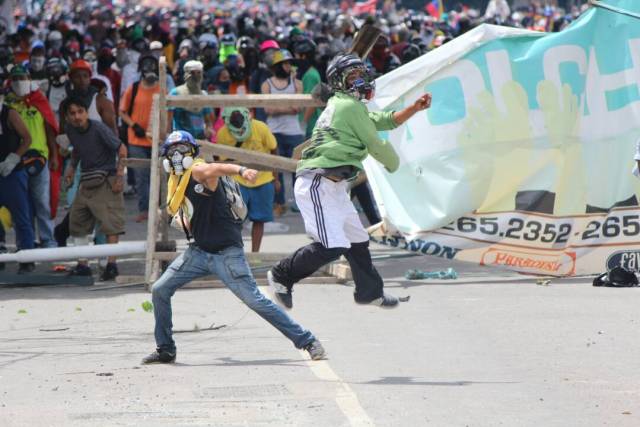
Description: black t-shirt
xmin=0 ymin=105 xmax=20 ymax=162
xmin=186 ymin=177 xmax=243 ymax=253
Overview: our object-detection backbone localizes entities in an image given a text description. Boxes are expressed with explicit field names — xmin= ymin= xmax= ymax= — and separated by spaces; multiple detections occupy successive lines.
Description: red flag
xmin=426 ymin=0 xmax=444 ymax=19
xmin=353 ymin=0 xmax=377 ymax=15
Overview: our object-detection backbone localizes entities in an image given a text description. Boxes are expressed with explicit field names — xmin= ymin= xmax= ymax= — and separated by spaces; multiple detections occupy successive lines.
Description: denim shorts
xmin=239 ymin=182 xmax=275 ymax=222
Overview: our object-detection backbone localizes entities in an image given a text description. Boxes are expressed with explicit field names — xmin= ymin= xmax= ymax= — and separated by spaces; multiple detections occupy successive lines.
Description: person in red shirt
xmin=97 ymin=48 xmax=121 ymax=111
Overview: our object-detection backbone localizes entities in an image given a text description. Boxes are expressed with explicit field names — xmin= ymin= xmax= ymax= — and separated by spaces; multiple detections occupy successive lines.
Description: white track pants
xmin=294 ymin=173 xmax=369 ymax=249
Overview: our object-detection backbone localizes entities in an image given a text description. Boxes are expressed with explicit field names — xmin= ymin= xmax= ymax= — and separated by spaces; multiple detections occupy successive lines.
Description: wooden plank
xmin=122 ymin=158 xmax=151 ymax=168
xmin=153 ymin=251 xmax=290 ymax=263
xmin=117 ymin=275 xmax=342 ymax=288
xmin=0 ymin=272 xmax=94 ymax=286
xmin=144 ymin=95 xmax=162 ymax=287
xmin=166 ymin=94 xmax=324 ymax=109
xmin=183 ymin=276 xmax=342 ymax=289
xmin=320 ymin=261 xmax=352 ymax=282
xmin=292 ymin=139 xmax=312 ymax=160
xmin=122 ymin=158 xmax=292 ymax=172
xmin=158 ymin=56 xmax=170 ymax=245
xmin=198 ymin=142 xmax=298 ymax=172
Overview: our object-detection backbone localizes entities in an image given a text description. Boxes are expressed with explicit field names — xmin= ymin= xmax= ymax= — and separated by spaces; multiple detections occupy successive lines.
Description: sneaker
xmin=100 ymin=263 xmax=119 ymax=281
xmin=17 ymin=262 xmax=35 ymax=274
xmin=304 ymin=340 xmax=327 ymax=361
xmin=69 ymin=263 xmax=92 ymax=277
xmin=141 ymin=349 xmax=176 ymax=364
xmin=356 ymin=294 xmax=399 ymax=308
xmin=267 ymin=270 xmax=292 ymax=309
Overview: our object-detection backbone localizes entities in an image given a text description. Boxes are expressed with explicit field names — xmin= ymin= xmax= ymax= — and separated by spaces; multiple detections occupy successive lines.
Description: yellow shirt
xmin=216 ymin=119 xmax=277 ymax=188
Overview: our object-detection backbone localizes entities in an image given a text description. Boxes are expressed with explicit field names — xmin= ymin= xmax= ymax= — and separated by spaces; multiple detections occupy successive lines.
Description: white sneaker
xmin=267 ymin=270 xmax=293 ymax=309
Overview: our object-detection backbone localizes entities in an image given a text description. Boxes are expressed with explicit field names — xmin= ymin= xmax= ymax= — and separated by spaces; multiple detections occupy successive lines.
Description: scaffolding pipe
xmin=0 ymin=242 xmax=148 ymax=263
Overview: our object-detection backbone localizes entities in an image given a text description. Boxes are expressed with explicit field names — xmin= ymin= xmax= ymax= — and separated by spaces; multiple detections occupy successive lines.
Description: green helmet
xmin=222 ymin=107 xmax=251 ymax=142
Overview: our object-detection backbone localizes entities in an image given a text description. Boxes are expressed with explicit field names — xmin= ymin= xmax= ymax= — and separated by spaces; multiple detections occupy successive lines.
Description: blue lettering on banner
xmin=371 ymin=236 xmax=461 ymax=260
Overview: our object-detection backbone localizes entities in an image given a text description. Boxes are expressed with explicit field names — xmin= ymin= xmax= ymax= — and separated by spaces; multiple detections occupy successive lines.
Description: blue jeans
xmin=128 ymin=145 xmax=151 ymax=213
xmin=151 ymin=245 xmax=316 ymax=352
xmin=273 ymin=133 xmax=304 ymax=205
xmin=28 ymin=163 xmax=56 ymax=248
xmin=0 ymin=169 xmax=34 ymax=250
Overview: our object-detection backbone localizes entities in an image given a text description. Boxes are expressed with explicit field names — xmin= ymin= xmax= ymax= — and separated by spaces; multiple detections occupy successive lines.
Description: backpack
xmin=219 ymin=175 xmax=248 ymax=223
xmin=593 ymin=266 xmax=639 ymax=287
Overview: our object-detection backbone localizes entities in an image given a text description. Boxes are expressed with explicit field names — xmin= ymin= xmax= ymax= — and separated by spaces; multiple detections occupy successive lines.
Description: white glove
xmin=56 ymin=134 xmax=71 ymax=150
xmin=0 ymin=153 xmax=21 ymax=177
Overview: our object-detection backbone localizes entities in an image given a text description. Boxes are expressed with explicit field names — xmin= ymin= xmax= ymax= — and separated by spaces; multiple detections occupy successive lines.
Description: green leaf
xmin=141 ymin=301 xmax=153 ymax=313
xmin=18 ymin=309 xmax=27 ymax=314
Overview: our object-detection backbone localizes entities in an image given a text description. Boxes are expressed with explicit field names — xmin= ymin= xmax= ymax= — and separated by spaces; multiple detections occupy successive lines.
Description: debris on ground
xmin=404 ymin=268 xmax=458 ymax=280
xmin=174 ymin=323 xmax=227 ymax=334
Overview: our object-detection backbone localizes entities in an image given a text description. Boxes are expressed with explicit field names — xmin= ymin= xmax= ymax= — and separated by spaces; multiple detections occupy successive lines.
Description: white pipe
xmin=0 ymin=242 xmax=148 ymax=263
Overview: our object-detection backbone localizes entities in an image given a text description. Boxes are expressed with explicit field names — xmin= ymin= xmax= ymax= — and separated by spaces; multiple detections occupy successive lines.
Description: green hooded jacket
xmin=298 ymin=92 xmax=399 ymax=175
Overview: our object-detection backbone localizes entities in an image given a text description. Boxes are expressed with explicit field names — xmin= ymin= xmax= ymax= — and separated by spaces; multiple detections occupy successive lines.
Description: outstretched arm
xmin=191 ymin=162 xmax=258 ymax=191
xmin=392 ymin=93 xmax=432 ymax=126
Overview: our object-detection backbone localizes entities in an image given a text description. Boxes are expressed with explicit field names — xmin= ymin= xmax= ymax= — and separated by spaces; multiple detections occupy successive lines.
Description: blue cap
xmin=31 ymin=40 xmax=45 ymax=51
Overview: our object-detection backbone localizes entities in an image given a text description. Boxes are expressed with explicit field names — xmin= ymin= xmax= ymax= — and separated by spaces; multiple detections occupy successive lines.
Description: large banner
xmin=365 ymin=0 xmax=640 ymax=276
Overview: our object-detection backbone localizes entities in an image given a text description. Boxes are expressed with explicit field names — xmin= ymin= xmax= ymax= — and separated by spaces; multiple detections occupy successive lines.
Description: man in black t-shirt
xmin=142 ymin=130 xmax=326 ymax=364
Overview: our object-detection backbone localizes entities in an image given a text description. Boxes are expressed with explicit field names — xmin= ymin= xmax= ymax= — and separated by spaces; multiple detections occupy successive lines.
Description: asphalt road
xmin=2 ymin=200 xmax=640 ymax=426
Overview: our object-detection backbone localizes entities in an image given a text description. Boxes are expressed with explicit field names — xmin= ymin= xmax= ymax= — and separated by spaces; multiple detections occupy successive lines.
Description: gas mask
xmin=143 ymin=72 xmax=159 ymax=84
xmin=11 ymin=80 xmax=31 ymax=97
xmin=31 ymin=56 xmax=46 ymax=72
xmin=48 ymin=69 xmax=67 ymax=87
xmin=140 ymin=61 xmax=159 ymax=84
xmin=162 ymin=144 xmax=195 ymax=176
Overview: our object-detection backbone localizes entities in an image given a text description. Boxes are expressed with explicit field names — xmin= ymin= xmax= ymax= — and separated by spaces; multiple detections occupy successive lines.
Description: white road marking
xmin=301 ymin=352 xmax=375 ymax=426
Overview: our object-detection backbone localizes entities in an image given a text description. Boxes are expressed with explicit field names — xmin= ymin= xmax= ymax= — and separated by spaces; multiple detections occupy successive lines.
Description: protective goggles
xmin=165 ymin=143 xmax=193 ymax=157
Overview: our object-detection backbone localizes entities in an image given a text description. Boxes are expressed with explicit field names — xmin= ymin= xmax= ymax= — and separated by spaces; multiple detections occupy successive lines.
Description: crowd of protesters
xmin=0 ymin=0 xmax=590 ymax=279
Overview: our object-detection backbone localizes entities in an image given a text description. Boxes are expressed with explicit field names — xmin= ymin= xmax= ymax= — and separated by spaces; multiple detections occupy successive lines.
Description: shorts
xmin=69 ymin=176 xmax=125 ymax=236
xmin=239 ymin=182 xmax=275 ymax=223
xmin=294 ymin=173 xmax=369 ymax=249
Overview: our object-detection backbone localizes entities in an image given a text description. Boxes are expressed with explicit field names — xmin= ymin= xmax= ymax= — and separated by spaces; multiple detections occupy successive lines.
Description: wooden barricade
xmin=143 ymin=57 xmax=326 ymax=287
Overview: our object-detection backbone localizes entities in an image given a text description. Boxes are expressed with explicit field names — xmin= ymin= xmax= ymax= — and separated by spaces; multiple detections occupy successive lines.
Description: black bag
xmin=80 ymin=170 xmax=109 ymax=189
xmin=593 ymin=266 xmax=639 ymax=287
xmin=219 ymin=176 xmax=247 ymax=223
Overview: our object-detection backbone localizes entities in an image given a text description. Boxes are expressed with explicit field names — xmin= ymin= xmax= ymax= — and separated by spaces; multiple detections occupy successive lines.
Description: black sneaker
xmin=100 ymin=263 xmax=119 ymax=281
xmin=267 ymin=270 xmax=293 ymax=309
xmin=141 ymin=349 xmax=176 ymax=364
xmin=304 ymin=340 xmax=327 ymax=361
xmin=356 ymin=294 xmax=399 ymax=308
xmin=69 ymin=263 xmax=92 ymax=277
xmin=17 ymin=262 xmax=35 ymax=274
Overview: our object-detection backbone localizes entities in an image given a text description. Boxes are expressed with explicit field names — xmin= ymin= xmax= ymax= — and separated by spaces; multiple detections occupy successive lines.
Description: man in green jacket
xmin=268 ymin=52 xmax=431 ymax=309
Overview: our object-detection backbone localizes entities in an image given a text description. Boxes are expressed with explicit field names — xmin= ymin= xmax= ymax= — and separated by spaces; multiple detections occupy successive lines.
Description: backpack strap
xmin=127 ymin=81 xmax=140 ymax=116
